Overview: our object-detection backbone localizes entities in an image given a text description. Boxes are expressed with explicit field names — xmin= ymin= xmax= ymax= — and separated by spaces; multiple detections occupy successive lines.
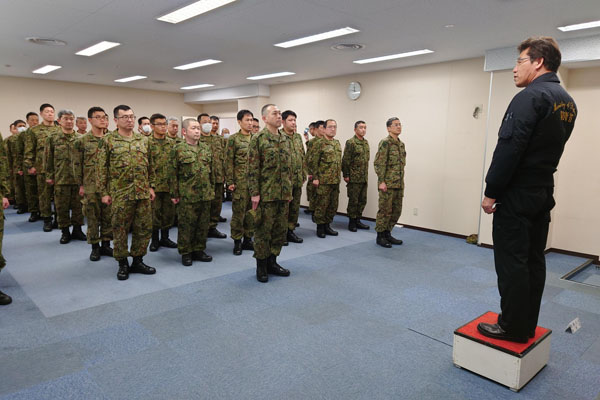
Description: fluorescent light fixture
xmin=275 ymin=27 xmax=359 ymax=48
xmin=181 ymin=83 xmax=215 ymax=90
xmin=114 ymin=75 xmax=147 ymax=83
xmin=247 ymin=72 xmax=295 ymax=80
xmin=558 ymin=20 xmax=600 ymax=32
xmin=157 ymin=0 xmax=236 ymax=24
xmin=353 ymin=49 xmax=434 ymax=64
xmin=76 ymin=41 xmax=120 ymax=56
xmin=174 ymin=59 xmax=222 ymax=70
xmin=32 ymin=65 xmax=62 ymax=74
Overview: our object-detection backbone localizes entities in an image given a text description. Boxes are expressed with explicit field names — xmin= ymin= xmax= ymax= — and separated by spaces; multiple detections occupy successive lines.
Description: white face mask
xmin=223 ymin=133 xmax=230 ymax=139
xmin=142 ymin=125 xmax=152 ymax=133
xmin=201 ymin=123 xmax=212 ymax=134
xmin=17 ymin=126 xmax=27 ymax=133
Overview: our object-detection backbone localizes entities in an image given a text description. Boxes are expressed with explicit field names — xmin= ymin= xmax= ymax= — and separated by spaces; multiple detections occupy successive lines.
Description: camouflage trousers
xmin=0 ymin=207 xmax=5 ymax=270
xmin=306 ymin=179 xmax=316 ymax=211
xmin=13 ymin=174 xmax=26 ymax=209
xmin=253 ymin=200 xmax=288 ymax=260
xmin=152 ymin=191 xmax=175 ymax=230
xmin=54 ymin=184 xmax=83 ymax=228
xmin=230 ymin=188 xmax=254 ymax=240
xmin=375 ymin=188 xmax=404 ymax=232
xmin=346 ymin=182 xmax=368 ymax=218
xmin=36 ymin=173 xmax=52 ymax=218
xmin=209 ymin=182 xmax=224 ymax=229
xmin=24 ymin=173 xmax=38 ymax=213
xmin=82 ymin=192 xmax=112 ymax=244
xmin=287 ymin=185 xmax=302 ymax=230
xmin=177 ymin=200 xmax=210 ymax=254
xmin=7 ymin=172 xmax=14 ymax=202
xmin=112 ymin=198 xmax=152 ymax=260
xmin=313 ymin=183 xmax=339 ymax=225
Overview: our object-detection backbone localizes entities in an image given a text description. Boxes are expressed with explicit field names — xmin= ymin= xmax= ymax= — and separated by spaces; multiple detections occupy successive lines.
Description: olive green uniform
xmin=6 ymin=134 xmax=25 ymax=208
xmin=225 ymin=130 xmax=254 ymax=240
xmin=201 ymin=134 xmax=225 ymax=229
xmin=305 ymin=136 xmax=322 ymax=212
xmin=19 ymin=129 xmax=38 ymax=213
xmin=284 ymin=130 xmax=306 ymax=230
xmin=149 ymin=135 xmax=176 ymax=230
xmin=342 ymin=136 xmax=370 ymax=219
xmin=374 ymin=135 xmax=406 ymax=232
xmin=309 ymin=138 xmax=342 ymax=225
xmin=0 ymin=136 xmax=10 ymax=269
xmin=24 ymin=124 xmax=58 ymax=218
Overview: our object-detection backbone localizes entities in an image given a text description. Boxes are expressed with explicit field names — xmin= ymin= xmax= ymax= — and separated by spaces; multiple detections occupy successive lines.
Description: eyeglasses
xmin=117 ymin=115 xmax=136 ymax=120
xmin=516 ymin=57 xmax=531 ymax=65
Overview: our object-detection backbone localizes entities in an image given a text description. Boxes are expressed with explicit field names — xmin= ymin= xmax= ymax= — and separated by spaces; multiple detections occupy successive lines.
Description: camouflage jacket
xmin=374 ymin=135 xmax=406 ymax=188
xmin=149 ymin=134 xmax=175 ymax=193
xmin=98 ymin=131 xmax=155 ymax=201
xmin=169 ymin=141 xmax=214 ymax=202
xmin=15 ymin=131 xmax=27 ymax=172
xmin=305 ymin=136 xmax=322 ymax=176
xmin=308 ymin=138 xmax=342 ymax=185
xmin=200 ymin=134 xmax=225 ymax=183
xmin=24 ymin=124 xmax=59 ymax=171
xmin=282 ymin=130 xmax=306 ymax=187
xmin=45 ymin=131 xmax=78 ymax=185
xmin=225 ymin=130 xmax=252 ymax=191
xmin=0 ymin=136 xmax=9 ymax=198
xmin=248 ymin=128 xmax=293 ymax=202
xmin=73 ymin=132 xmax=104 ymax=194
xmin=6 ymin=134 xmax=21 ymax=174
xmin=342 ymin=136 xmax=370 ymax=183
xmin=168 ymin=135 xmax=184 ymax=144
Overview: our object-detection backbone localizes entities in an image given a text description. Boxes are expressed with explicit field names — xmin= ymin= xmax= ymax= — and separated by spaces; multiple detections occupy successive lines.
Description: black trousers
xmin=492 ymin=186 xmax=555 ymax=337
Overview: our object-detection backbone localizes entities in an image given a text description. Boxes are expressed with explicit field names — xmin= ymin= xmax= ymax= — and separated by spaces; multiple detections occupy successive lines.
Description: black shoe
xmin=182 ymin=254 xmax=193 ymax=266
xmin=303 ymin=209 xmax=312 ymax=214
xmin=71 ymin=225 xmax=87 ymax=241
xmin=28 ymin=212 xmax=40 ymax=222
xmin=218 ymin=216 xmax=227 ymax=222
xmin=43 ymin=217 xmax=53 ymax=232
xmin=90 ymin=243 xmax=101 ymax=261
xmin=16 ymin=207 xmax=26 ymax=214
xmin=130 ymin=257 xmax=156 ymax=274
xmin=192 ymin=251 xmax=212 ymax=262
xmin=241 ymin=237 xmax=254 ymax=251
xmin=376 ymin=232 xmax=391 ymax=248
xmin=324 ymin=224 xmax=338 ymax=236
xmin=316 ymin=224 xmax=326 ymax=238
xmin=149 ymin=230 xmax=160 ymax=252
xmin=159 ymin=228 xmax=177 ymax=248
xmin=287 ymin=230 xmax=303 ymax=243
xmin=100 ymin=241 xmax=114 ymax=257
xmin=256 ymin=258 xmax=268 ymax=283
xmin=267 ymin=255 xmax=290 ymax=277
xmin=348 ymin=218 xmax=357 ymax=232
xmin=295 ymin=222 xmax=300 ymax=228
xmin=355 ymin=219 xmax=370 ymax=230
xmin=385 ymin=231 xmax=403 ymax=245
xmin=477 ymin=323 xmax=528 ymax=343
xmin=52 ymin=218 xmax=58 ymax=229
xmin=117 ymin=259 xmax=129 ymax=281
xmin=207 ymin=228 xmax=226 ymax=239
xmin=0 ymin=290 xmax=12 ymax=305
xmin=60 ymin=227 xmax=71 ymax=244
xmin=233 ymin=239 xmax=242 ymax=256
xmin=282 ymin=240 xmax=289 ymax=246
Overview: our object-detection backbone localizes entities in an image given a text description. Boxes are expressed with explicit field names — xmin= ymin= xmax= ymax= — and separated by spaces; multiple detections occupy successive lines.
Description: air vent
xmin=26 ymin=37 xmax=67 ymax=46
xmin=152 ymin=80 xmax=167 ymax=84
xmin=330 ymin=43 xmax=364 ymax=51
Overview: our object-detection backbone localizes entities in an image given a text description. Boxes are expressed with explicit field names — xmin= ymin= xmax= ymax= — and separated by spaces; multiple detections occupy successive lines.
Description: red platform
xmin=454 ymin=311 xmax=551 ymax=357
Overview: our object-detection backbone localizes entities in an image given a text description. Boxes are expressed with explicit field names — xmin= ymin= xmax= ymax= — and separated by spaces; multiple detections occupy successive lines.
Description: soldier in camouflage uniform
xmin=20 ymin=113 xmax=39 ymax=217
xmin=281 ymin=110 xmax=306 ymax=244
xmin=73 ymin=107 xmax=113 ymax=261
xmin=305 ymin=120 xmax=326 ymax=215
xmin=6 ymin=123 xmax=17 ymax=203
xmin=148 ymin=113 xmax=177 ymax=252
xmin=211 ymin=116 xmax=228 ymax=226
xmin=138 ymin=116 xmax=152 ymax=137
xmin=7 ymin=120 xmax=27 ymax=213
xmin=374 ymin=117 xmax=406 ymax=248
xmin=225 ymin=110 xmax=255 ymax=255
xmin=99 ymin=105 xmax=156 ymax=281
xmin=309 ymin=119 xmax=342 ymax=238
xmin=342 ymin=120 xmax=371 ymax=232
xmin=167 ymin=117 xmax=182 ymax=143
xmin=169 ymin=119 xmax=214 ymax=266
xmin=248 ymin=104 xmax=293 ymax=283
xmin=45 ymin=110 xmax=87 ymax=244
xmin=24 ymin=104 xmax=58 ymax=230
xmin=0 ymin=135 xmax=12 ymax=305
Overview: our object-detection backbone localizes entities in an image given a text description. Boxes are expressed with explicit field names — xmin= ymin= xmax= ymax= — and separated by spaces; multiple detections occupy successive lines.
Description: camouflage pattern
xmin=73 ymin=132 xmax=112 ymax=244
xmin=54 ymin=184 xmax=83 ymax=228
xmin=6 ymin=134 xmax=25 ymax=207
xmin=288 ymin=185 xmax=302 ymax=230
xmin=25 ymin=124 xmax=58 ymax=218
xmin=346 ymin=183 xmax=368 ymax=219
xmin=313 ymin=184 xmax=339 ymax=224
xmin=0 ymin=136 xmax=10 ymax=269
xmin=374 ymin=135 xmax=406 ymax=232
xmin=19 ymin=130 xmax=38 ymax=213
xmin=200 ymin=135 xmax=225 ymax=229
xmin=176 ymin=200 xmax=210 ymax=254
xmin=149 ymin=135 xmax=176 ymax=230
xmin=112 ymin=199 xmax=152 ymax=259
xmin=342 ymin=136 xmax=370 ymax=218
xmin=284 ymin=130 xmax=306 ymax=230
xmin=225 ymin=130 xmax=254 ymax=240
xmin=305 ymin=136 xmax=322 ymax=211
xmin=309 ymin=137 xmax=342 ymax=224
xmin=248 ymin=128 xmax=293 ymax=259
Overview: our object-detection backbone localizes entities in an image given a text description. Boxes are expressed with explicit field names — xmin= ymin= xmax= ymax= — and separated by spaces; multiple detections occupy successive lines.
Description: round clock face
xmin=347 ymin=81 xmax=361 ymax=100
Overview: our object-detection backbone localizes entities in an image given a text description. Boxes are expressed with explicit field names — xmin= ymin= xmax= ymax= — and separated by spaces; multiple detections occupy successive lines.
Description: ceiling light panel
xmin=114 ymin=75 xmax=147 ymax=83
xmin=558 ymin=20 xmax=600 ymax=32
xmin=247 ymin=72 xmax=295 ymax=80
xmin=354 ymin=49 xmax=434 ymax=64
xmin=174 ymin=59 xmax=222 ymax=70
xmin=275 ymin=27 xmax=359 ymax=48
xmin=32 ymin=65 xmax=62 ymax=74
xmin=181 ymin=84 xmax=215 ymax=90
xmin=76 ymin=41 xmax=120 ymax=56
xmin=157 ymin=0 xmax=236 ymax=24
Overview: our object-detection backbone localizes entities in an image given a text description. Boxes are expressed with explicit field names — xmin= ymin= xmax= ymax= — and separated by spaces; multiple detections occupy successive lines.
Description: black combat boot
xmin=16 ymin=206 xmax=27 ymax=214
xmin=90 ymin=243 xmax=101 ymax=261
xmin=71 ymin=225 xmax=87 ymax=241
xmin=316 ymin=224 xmax=326 ymax=238
xmin=348 ymin=217 xmax=357 ymax=232
xmin=207 ymin=228 xmax=226 ymax=239
xmin=52 ymin=215 xmax=58 ymax=229
xmin=267 ymin=255 xmax=290 ymax=277
xmin=182 ymin=254 xmax=193 ymax=266
xmin=303 ymin=208 xmax=312 ymax=214
xmin=192 ymin=251 xmax=212 ymax=262
xmin=355 ymin=218 xmax=370 ymax=230
xmin=60 ymin=227 xmax=71 ymax=244
xmin=43 ymin=217 xmax=53 ymax=232
xmin=130 ymin=256 xmax=156 ymax=274
xmin=100 ymin=241 xmax=113 ymax=257
xmin=386 ymin=231 xmax=403 ymax=245
xmin=241 ymin=237 xmax=254 ymax=250
xmin=287 ymin=230 xmax=303 ymax=243
xmin=159 ymin=228 xmax=177 ymax=248
xmin=256 ymin=258 xmax=268 ymax=283
xmin=324 ymin=224 xmax=338 ymax=236
xmin=218 ymin=215 xmax=227 ymax=222
xmin=376 ymin=231 xmax=392 ymax=248
xmin=0 ymin=290 xmax=12 ymax=305
xmin=233 ymin=239 xmax=242 ymax=256
xmin=117 ymin=259 xmax=129 ymax=281
xmin=28 ymin=212 xmax=40 ymax=222
xmin=149 ymin=230 xmax=160 ymax=252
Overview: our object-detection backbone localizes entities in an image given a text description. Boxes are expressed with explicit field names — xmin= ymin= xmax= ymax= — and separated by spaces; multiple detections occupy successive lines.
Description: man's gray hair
xmin=167 ymin=116 xmax=178 ymax=123
xmin=57 ymin=109 xmax=75 ymax=119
